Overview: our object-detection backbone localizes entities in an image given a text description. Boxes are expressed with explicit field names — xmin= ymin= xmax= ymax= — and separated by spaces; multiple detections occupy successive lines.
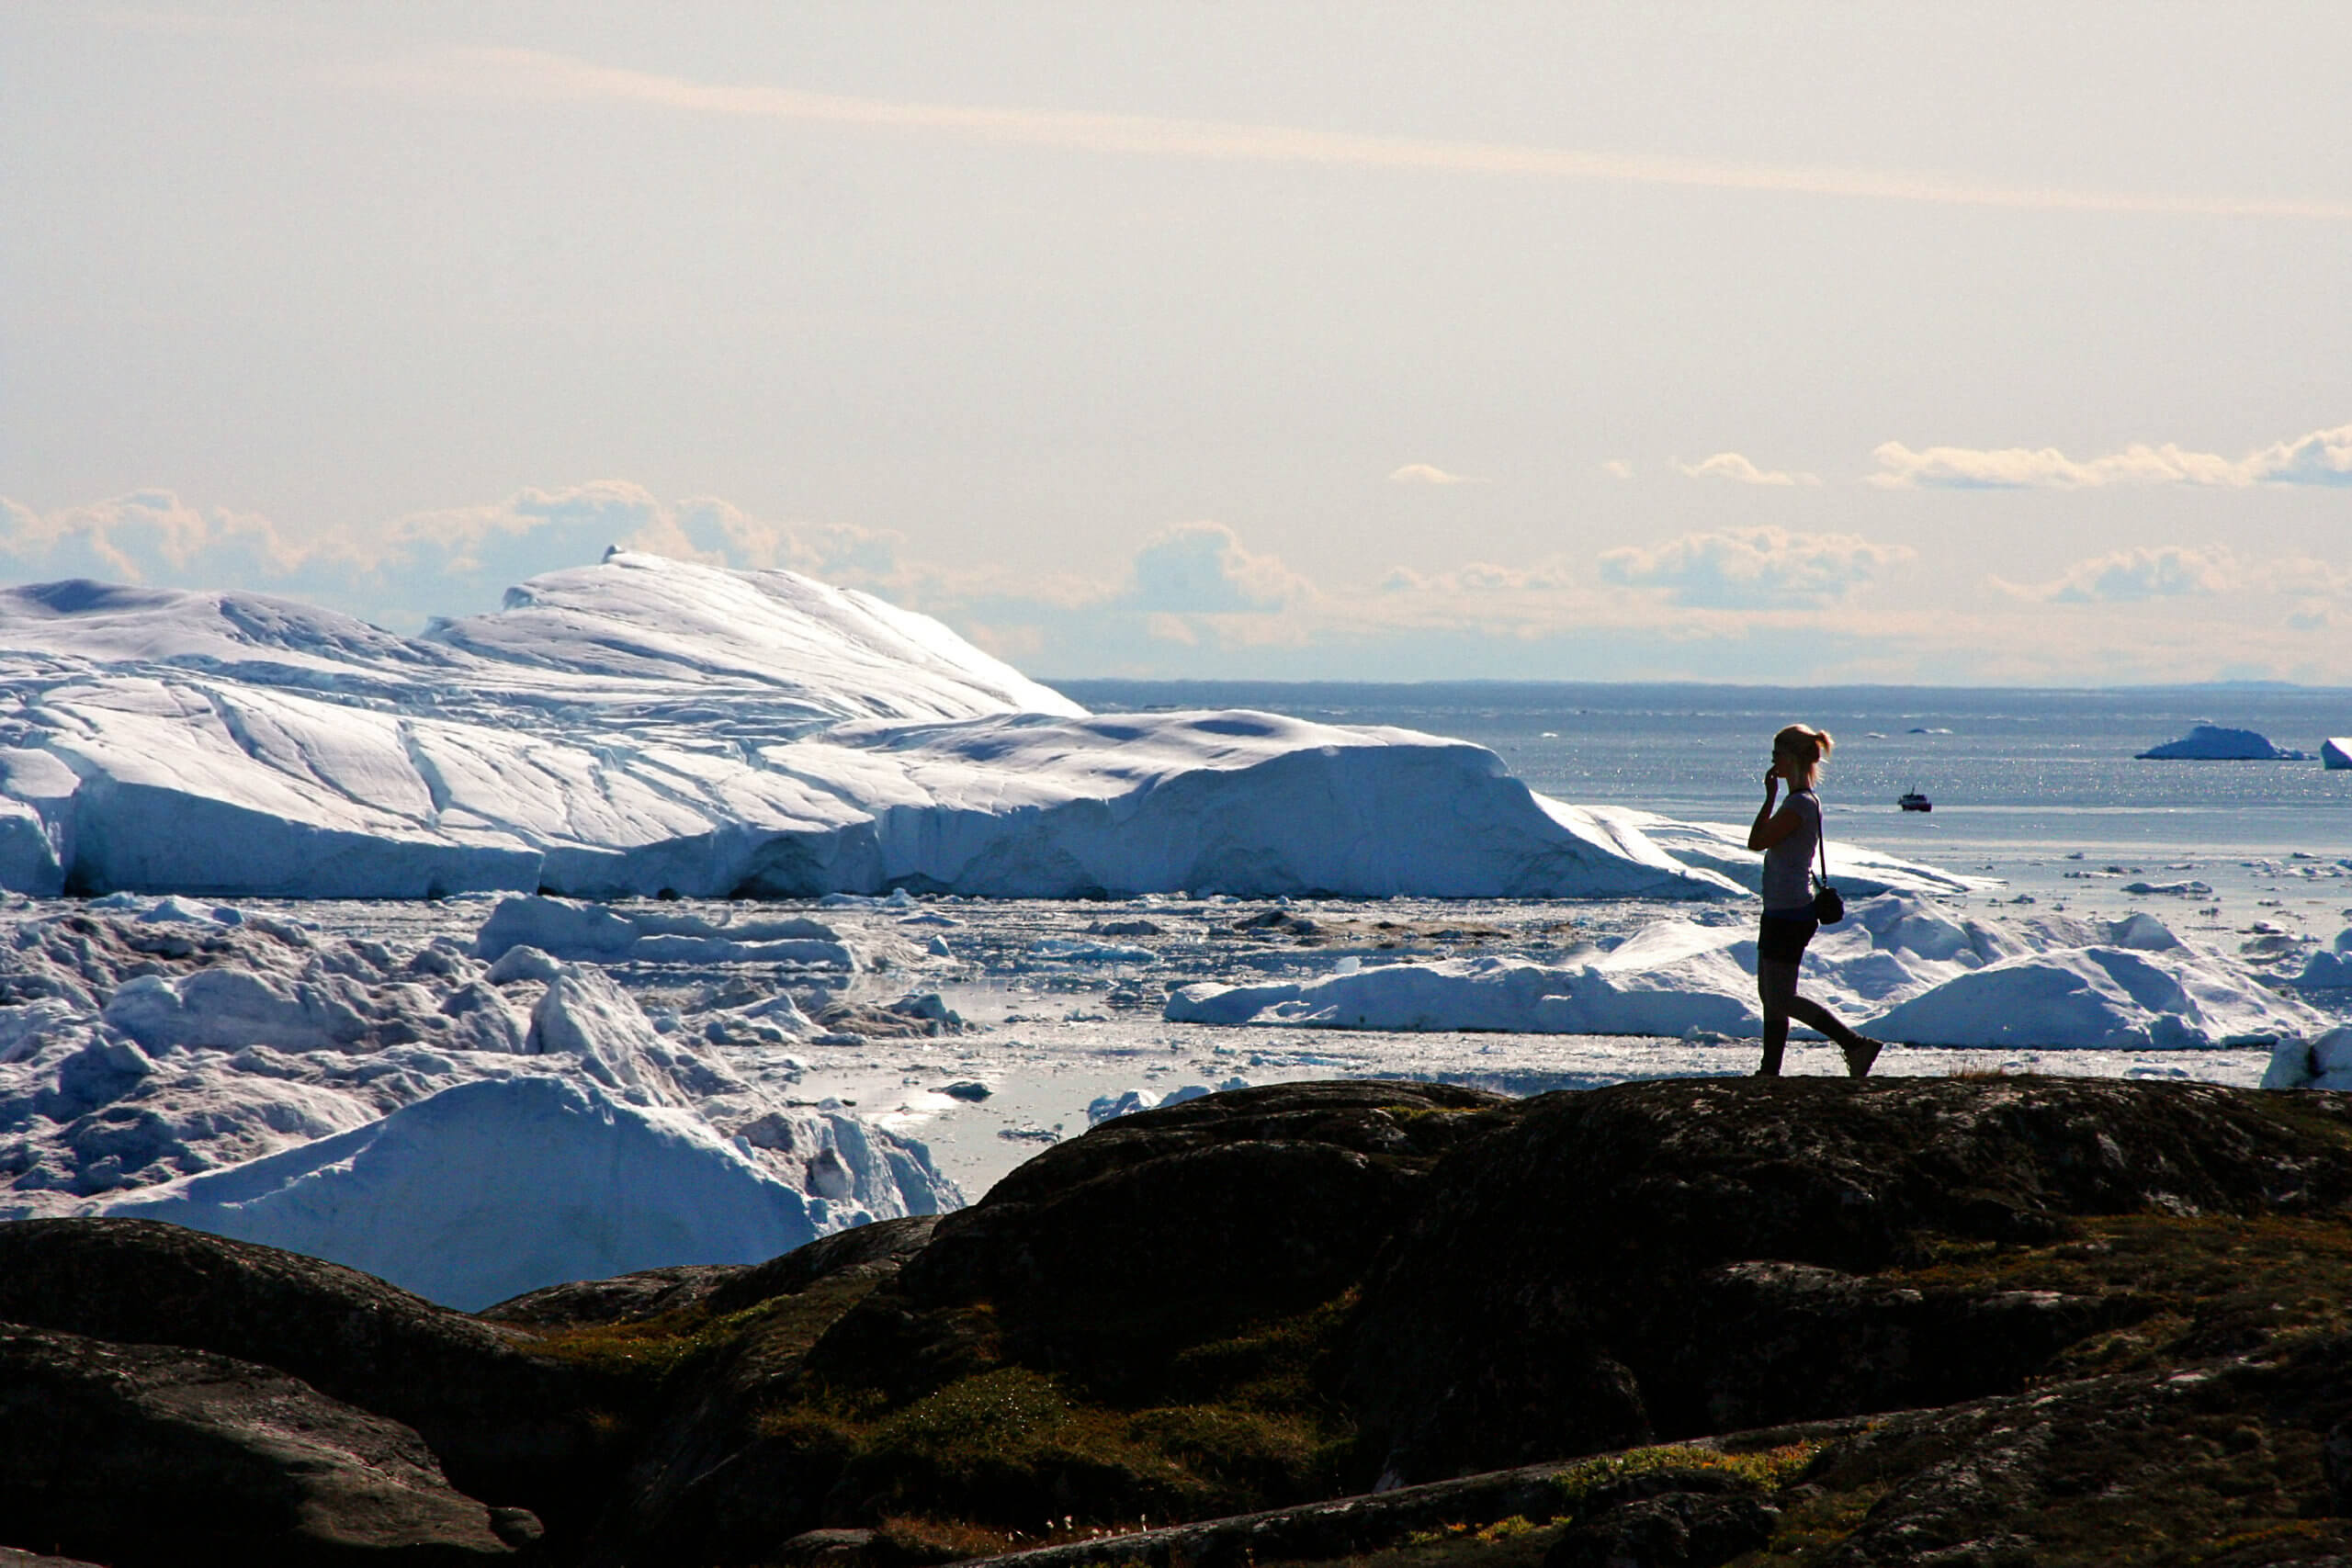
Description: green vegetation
xmin=795 ymin=1295 xmax=1363 ymax=1531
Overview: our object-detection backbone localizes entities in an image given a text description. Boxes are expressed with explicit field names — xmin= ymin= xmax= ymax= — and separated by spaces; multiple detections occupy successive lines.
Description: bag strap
xmin=1814 ymin=795 xmax=1832 ymax=887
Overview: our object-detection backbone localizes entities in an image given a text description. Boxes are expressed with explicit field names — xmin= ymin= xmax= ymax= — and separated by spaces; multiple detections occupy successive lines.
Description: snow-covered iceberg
xmin=108 ymin=1076 xmax=877 ymax=1313
xmin=0 ymin=903 xmax=956 ymax=1306
xmin=0 ymin=552 xmax=1741 ymax=901
xmin=2265 ymin=1025 xmax=2352 ymax=1090
xmin=2135 ymin=724 xmax=2308 ymax=761
xmin=2294 ymin=930 xmax=2352 ymax=988
xmin=2324 ymin=738 xmax=2352 ymax=771
xmin=1165 ymin=896 xmax=2321 ymax=1050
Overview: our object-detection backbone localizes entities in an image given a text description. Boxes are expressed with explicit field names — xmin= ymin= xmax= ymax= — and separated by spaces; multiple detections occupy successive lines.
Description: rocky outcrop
xmin=1349 ymin=1076 xmax=2352 ymax=1483
xmin=580 ymin=1215 xmax=947 ymax=1568
xmin=8 ymin=1076 xmax=2352 ymax=1566
xmin=0 ymin=1322 xmax=522 ymax=1566
xmin=0 ymin=1219 xmax=603 ymax=1524
xmin=816 ymin=1081 xmax=1507 ymax=1397
xmin=1797 ymin=1328 xmax=2352 ymax=1564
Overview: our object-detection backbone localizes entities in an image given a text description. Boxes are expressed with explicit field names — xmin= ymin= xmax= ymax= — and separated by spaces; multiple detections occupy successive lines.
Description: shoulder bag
xmin=1812 ymin=801 xmax=1845 ymax=924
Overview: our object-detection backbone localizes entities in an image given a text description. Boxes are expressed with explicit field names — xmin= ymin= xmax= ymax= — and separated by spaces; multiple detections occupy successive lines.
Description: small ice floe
xmin=1030 ymin=937 xmax=1156 ymax=964
xmin=822 ymin=888 xmax=919 ymax=909
xmin=472 ymin=895 xmax=854 ymax=968
xmin=139 ymin=896 xmax=244 ymax=926
xmin=1087 ymin=1076 xmax=1250 ymax=1126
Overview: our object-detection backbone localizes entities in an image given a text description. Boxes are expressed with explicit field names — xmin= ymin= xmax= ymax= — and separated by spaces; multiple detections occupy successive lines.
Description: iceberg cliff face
xmin=0 ymin=552 xmax=1744 ymax=900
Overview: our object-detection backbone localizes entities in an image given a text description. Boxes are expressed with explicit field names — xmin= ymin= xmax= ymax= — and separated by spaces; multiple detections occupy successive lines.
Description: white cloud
xmin=1386 ymin=463 xmax=1486 ymax=486
xmin=1674 ymin=453 xmax=1821 ymax=487
xmin=367 ymin=48 xmax=2352 ymax=222
xmin=1599 ymin=526 xmax=1912 ymax=607
xmin=1125 ymin=522 xmax=1309 ymax=614
xmin=0 ymin=490 xmax=299 ymax=587
xmin=1870 ymin=422 xmax=2352 ymax=490
xmin=1995 ymin=544 xmax=2278 ymax=604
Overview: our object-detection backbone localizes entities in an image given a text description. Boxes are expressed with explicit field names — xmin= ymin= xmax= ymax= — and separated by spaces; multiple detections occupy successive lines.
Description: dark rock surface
xmin=0 ymin=1218 xmax=601 ymax=1522
xmin=582 ymin=1216 xmax=947 ymax=1567
xmin=1801 ymin=1328 xmax=2352 ymax=1565
xmin=1350 ymin=1076 xmax=2352 ymax=1482
xmin=815 ymin=1080 xmax=1506 ymax=1397
xmin=0 ymin=1321 xmax=516 ymax=1566
xmin=1544 ymin=1488 xmax=1780 ymax=1568
xmin=482 ymin=1262 xmax=748 ymax=1330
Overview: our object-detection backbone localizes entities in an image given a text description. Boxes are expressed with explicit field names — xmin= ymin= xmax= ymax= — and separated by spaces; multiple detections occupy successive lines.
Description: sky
xmin=4 ymin=2 xmax=2349 ymax=685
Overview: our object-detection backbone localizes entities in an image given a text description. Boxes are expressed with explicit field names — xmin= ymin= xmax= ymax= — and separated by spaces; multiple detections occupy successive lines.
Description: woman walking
xmin=1747 ymin=724 xmax=1883 ymax=1078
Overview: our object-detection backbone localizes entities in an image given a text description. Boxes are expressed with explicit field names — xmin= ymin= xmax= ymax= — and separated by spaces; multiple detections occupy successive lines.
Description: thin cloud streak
xmin=370 ymin=48 xmax=2352 ymax=222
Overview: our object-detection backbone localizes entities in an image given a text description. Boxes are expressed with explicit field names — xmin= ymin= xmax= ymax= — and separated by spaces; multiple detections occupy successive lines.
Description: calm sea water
xmin=1058 ymin=681 xmax=2352 ymax=925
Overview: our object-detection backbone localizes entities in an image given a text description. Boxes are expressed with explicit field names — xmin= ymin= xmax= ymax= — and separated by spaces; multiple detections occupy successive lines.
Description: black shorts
xmin=1758 ymin=911 xmax=1819 ymax=964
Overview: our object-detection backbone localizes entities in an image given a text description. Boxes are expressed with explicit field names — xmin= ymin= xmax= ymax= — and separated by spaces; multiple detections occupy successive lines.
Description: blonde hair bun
xmin=1773 ymin=724 xmax=1834 ymax=786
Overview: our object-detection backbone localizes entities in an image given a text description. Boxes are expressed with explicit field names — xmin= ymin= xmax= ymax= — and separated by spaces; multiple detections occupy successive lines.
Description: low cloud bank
xmin=4 ymin=477 xmax=2346 ymax=684
xmin=1600 ymin=525 xmax=1912 ymax=608
xmin=1871 ymin=422 xmax=2352 ymax=491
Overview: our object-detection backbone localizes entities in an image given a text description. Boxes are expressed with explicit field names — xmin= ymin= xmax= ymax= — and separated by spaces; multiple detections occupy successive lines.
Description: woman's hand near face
xmin=1750 ymin=763 xmax=1787 ymax=849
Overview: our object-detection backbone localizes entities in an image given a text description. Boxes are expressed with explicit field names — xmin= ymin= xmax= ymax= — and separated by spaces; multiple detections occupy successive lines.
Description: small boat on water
xmin=1898 ymin=791 xmax=1933 ymax=812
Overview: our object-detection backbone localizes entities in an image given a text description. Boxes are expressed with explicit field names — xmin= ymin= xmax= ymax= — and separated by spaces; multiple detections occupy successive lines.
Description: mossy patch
xmin=747 ymin=1295 xmax=1363 ymax=1534
xmin=1892 ymin=1212 xmax=2352 ymax=1375
xmin=515 ymin=1273 xmax=885 ymax=1411
xmin=1546 ymin=1441 xmax=1822 ymax=1511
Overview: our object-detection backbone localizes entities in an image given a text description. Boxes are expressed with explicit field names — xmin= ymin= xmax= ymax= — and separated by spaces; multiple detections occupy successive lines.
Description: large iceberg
xmin=1165 ymin=896 xmax=2321 ymax=1051
xmin=2324 ymin=738 xmax=2352 ymax=771
xmin=0 ymin=552 xmax=1747 ymax=901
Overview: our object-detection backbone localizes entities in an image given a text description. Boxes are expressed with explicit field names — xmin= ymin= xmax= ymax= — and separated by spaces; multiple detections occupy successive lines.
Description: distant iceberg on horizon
xmin=2135 ymin=722 xmax=2309 ymax=761
xmin=0 ymin=551 xmax=1968 ymax=902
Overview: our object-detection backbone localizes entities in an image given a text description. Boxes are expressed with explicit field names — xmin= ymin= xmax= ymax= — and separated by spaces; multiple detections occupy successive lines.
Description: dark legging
xmin=1756 ymin=957 xmax=1871 ymax=1077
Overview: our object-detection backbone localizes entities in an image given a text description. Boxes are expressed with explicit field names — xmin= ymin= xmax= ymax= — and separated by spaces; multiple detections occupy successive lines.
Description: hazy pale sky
xmin=6 ymin=2 xmax=2349 ymax=684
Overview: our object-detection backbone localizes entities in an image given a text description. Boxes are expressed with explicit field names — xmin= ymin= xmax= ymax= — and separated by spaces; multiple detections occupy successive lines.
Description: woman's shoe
xmin=1842 ymin=1038 xmax=1883 ymax=1078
